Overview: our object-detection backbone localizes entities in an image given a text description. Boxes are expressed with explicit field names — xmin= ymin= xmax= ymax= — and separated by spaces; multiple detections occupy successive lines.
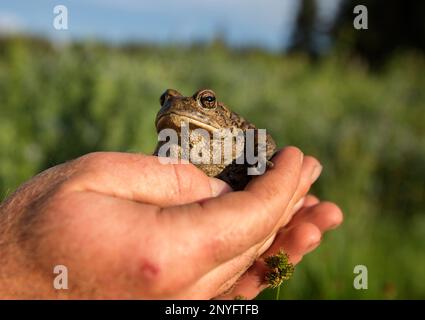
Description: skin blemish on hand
xmin=139 ymin=260 xmax=161 ymax=280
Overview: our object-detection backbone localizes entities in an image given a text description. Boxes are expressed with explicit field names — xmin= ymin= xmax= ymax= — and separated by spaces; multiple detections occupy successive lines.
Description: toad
xmin=154 ymin=89 xmax=277 ymax=190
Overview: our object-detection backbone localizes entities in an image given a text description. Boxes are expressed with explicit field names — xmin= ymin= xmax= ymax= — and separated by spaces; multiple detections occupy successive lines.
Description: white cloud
xmin=0 ymin=11 xmax=25 ymax=34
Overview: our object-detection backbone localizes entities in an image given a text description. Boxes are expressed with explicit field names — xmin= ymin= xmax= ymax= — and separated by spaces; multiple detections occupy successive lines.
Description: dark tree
xmin=289 ymin=0 xmax=425 ymax=66
xmin=288 ymin=0 xmax=319 ymax=57
xmin=332 ymin=0 xmax=425 ymax=66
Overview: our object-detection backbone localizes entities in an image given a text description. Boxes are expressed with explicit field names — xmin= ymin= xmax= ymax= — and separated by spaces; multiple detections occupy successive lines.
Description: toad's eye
xmin=200 ymin=94 xmax=216 ymax=109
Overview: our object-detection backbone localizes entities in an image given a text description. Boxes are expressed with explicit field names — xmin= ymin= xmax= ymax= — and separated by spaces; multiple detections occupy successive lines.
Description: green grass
xmin=0 ymin=36 xmax=424 ymax=299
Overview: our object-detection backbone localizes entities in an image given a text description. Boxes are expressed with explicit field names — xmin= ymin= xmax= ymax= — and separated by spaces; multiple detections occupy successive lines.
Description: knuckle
xmin=298 ymin=222 xmax=322 ymax=243
xmin=258 ymin=181 xmax=281 ymax=202
xmin=170 ymin=163 xmax=206 ymax=197
xmin=240 ymin=195 xmax=274 ymax=234
xmin=170 ymin=163 xmax=186 ymax=198
xmin=203 ymin=232 xmax=228 ymax=265
xmin=74 ymin=152 xmax=111 ymax=170
xmin=55 ymin=152 xmax=121 ymax=191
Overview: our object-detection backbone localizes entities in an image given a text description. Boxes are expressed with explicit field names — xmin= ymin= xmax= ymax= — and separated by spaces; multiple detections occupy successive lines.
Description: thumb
xmin=67 ymin=152 xmax=231 ymax=206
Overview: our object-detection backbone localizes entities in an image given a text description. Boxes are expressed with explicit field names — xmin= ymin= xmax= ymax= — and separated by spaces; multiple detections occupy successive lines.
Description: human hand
xmin=216 ymin=194 xmax=343 ymax=299
xmin=0 ymin=147 xmax=341 ymax=299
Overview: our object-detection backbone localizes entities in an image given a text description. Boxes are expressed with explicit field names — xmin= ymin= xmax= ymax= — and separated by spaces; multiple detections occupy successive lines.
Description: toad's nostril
xmin=159 ymin=92 xmax=167 ymax=107
xmin=159 ymin=89 xmax=183 ymax=107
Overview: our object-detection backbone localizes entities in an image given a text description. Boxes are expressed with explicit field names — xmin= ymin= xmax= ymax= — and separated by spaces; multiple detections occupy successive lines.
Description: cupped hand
xmin=0 ymin=147 xmax=342 ymax=299
xmin=215 ymin=194 xmax=343 ymax=299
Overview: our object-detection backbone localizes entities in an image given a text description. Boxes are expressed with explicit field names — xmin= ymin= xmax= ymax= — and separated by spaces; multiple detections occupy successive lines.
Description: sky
xmin=0 ymin=0 xmax=341 ymax=51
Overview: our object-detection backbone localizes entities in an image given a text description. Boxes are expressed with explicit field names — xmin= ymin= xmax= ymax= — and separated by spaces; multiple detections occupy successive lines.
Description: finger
xmin=181 ymin=228 xmax=282 ymax=299
xmin=240 ymin=203 xmax=342 ymax=297
xmin=255 ymin=158 xmax=321 ymax=258
xmin=251 ymin=156 xmax=322 ymax=261
xmin=190 ymin=201 xmax=341 ymax=299
xmin=159 ymin=147 xmax=304 ymax=279
xmin=66 ymin=152 xmax=231 ymax=206
xmin=161 ymin=148 xmax=324 ymax=297
xmin=291 ymin=197 xmax=306 ymax=214
xmin=216 ymin=223 xmax=322 ymax=300
xmin=303 ymin=195 xmax=320 ymax=207
xmin=207 ymin=195 xmax=327 ymax=296
xmin=254 ymin=157 xmax=321 ymax=259
xmin=217 ymin=201 xmax=343 ymax=299
xmin=286 ymin=201 xmax=344 ymax=232
xmin=290 ymin=194 xmax=320 ymax=216
xmin=279 ymin=156 xmax=322 ymax=228
xmin=270 ymin=223 xmax=322 ymax=261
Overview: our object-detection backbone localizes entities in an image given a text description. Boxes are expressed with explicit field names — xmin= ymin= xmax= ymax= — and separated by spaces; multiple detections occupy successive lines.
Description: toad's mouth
xmin=156 ymin=112 xmax=220 ymax=132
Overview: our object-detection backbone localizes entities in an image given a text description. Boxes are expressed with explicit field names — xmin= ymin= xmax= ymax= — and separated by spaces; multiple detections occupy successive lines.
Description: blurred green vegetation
xmin=0 ymin=36 xmax=424 ymax=299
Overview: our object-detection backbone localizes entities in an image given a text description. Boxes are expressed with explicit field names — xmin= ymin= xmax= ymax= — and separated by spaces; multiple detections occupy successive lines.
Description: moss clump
xmin=264 ymin=250 xmax=294 ymax=288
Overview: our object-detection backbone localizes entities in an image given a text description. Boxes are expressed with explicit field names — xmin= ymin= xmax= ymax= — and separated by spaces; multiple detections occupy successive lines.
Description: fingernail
xmin=293 ymin=197 xmax=305 ymax=212
xmin=310 ymin=164 xmax=323 ymax=183
xmin=210 ymin=178 xmax=233 ymax=196
xmin=307 ymin=240 xmax=321 ymax=251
